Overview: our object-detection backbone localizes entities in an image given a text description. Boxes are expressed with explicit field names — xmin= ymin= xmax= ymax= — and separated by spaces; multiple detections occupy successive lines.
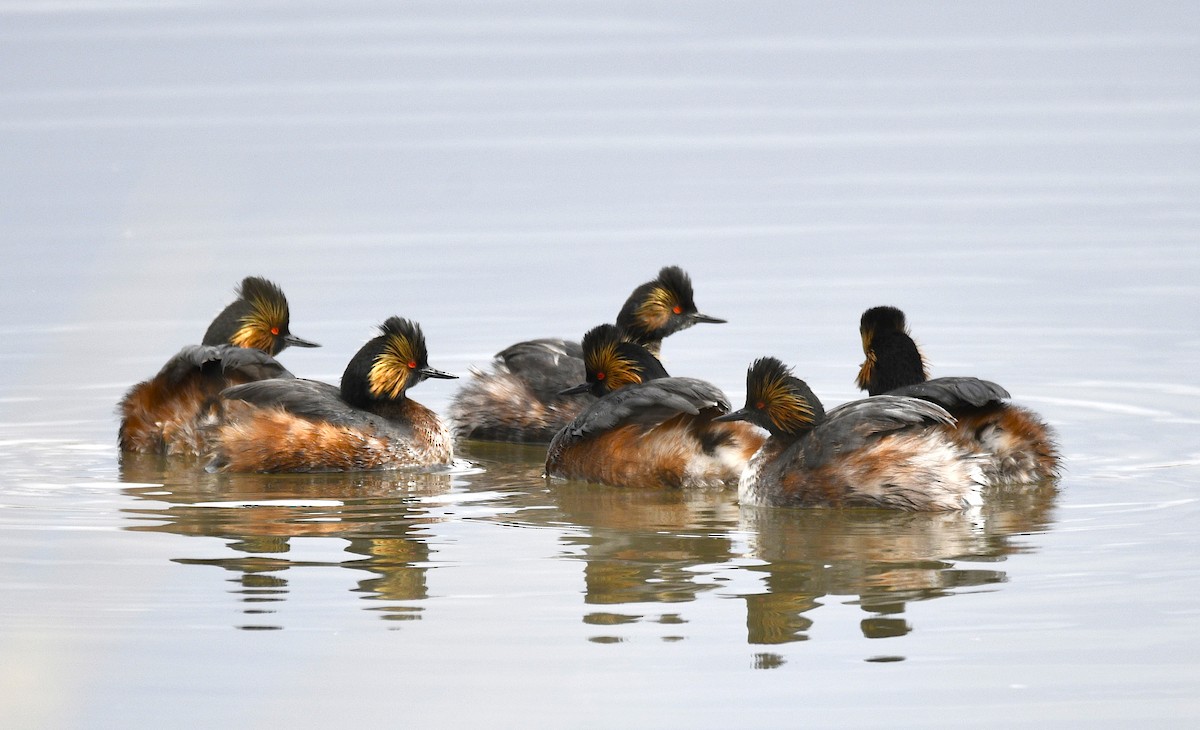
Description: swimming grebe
xmin=205 ymin=317 xmax=456 ymax=472
xmin=118 ymin=276 xmax=319 ymax=455
xmin=856 ymin=306 xmax=1060 ymax=485
xmin=448 ymin=266 xmax=725 ymax=444
xmin=716 ymin=357 xmax=985 ymax=511
xmin=544 ymin=324 xmax=764 ymax=489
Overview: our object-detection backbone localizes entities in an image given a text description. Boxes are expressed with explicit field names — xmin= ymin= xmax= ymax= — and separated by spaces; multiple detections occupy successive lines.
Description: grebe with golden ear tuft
xmin=449 ymin=266 xmax=726 ymax=444
xmin=117 ymin=275 xmax=319 ymax=456
xmin=545 ymin=324 xmax=764 ymax=490
xmin=717 ymin=357 xmax=986 ymax=511
xmin=206 ymin=317 xmax=457 ymax=473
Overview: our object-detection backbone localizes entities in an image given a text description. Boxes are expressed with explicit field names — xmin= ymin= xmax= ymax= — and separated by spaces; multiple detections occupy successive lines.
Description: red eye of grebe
xmin=270 ymin=326 xmax=280 ymax=336
xmin=408 ymin=361 xmax=418 ymax=369
xmin=596 ymin=372 xmax=605 ymax=380
xmin=755 ymin=401 xmax=765 ymax=409
xmin=672 ymin=305 xmax=682 ymax=315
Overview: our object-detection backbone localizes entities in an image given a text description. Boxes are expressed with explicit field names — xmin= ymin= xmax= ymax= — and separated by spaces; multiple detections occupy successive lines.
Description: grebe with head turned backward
xmin=716 ymin=357 xmax=986 ymax=511
xmin=856 ymin=306 xmax=1060 ymax=485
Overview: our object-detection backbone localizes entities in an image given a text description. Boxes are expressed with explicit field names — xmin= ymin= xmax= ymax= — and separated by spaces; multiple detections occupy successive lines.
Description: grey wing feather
xmin=890 ymin=377 xmax=1009 ymax=409
xmin=800 ymin=395 xmax=956 ymax=469
xmin=497 ymin=338 xmax=584 ymax=370
xmin=164 ymin=344 xmax=294 ymax=383
xmin=495 ymin=338 xmax=586 ymax=400
xmin=564 ymin=377 xmax=729 ymax=439
xmin=221 ymin=379 xmax=382 ymax=431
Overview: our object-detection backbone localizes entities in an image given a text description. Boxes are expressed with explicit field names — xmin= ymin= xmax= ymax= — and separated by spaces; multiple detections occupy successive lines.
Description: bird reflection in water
xmin=457 ymin=440 xmax=1057 ymax=655
xmin=457 ymin=439 xmax=743 ymax=645
xmin=118 ymin=452 xmax=452 ymax=629
xmin=738 ymin=485 xmax=1058 ymax=653
xmin=120 ymin=441 xmax=1058 ymax=644
xmin=553 ymin=481 xmax=740 ymax=645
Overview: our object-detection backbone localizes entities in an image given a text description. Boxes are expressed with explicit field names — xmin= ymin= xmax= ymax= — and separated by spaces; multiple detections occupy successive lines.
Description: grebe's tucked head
xmin=201 ymin=276 xmax=320 ymax=355
xmin=561 ymin=323 xmax=670 ymax=398
xmin=856 ymin=305 xmax=928 ymax=395
xmin=860 ymin=305 xmax=909 ymax=342
xmin=341 ymin=317 xmax=456 ymax=407
xmin=715 ymin=357 xmax=824 ymax=437
xmin=615 ymin=266 xmax=725 ymax=351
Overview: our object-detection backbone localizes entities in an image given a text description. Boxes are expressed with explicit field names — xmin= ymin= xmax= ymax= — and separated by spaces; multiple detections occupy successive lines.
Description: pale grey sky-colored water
xmin=1 ymin=2 xmax=1199 ymax=727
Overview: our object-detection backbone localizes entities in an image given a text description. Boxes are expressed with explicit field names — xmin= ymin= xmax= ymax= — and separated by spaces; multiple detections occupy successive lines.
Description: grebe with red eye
xmin=544 ymin=324 xmax=765 ymax=489
xmin=117 ymin=276 xmax=319 ymax=456
xmin=856 ymin=306 xmax=1060 ymax=485
xmin=716 ymin=357 xmax=986 ymax=511
xmin=449 ymin=266 xmax=726 ymax=444
xmin=204 ymin=317 xmax=457 ymax=472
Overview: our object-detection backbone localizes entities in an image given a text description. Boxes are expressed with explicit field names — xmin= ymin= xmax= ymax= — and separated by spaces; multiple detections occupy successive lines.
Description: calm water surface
xmin=2 ymin=2 xmax=1199 ymax=727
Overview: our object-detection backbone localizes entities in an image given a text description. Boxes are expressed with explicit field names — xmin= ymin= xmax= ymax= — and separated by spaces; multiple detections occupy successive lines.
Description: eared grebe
xmin=118 ymin=276 xmax=319 ymax=455
xmin=448 ymin=266 xmax=725 ymax=444
xmin=206 ymin=317 xmax=456 ymax=472
xmin=716 ymin=357 xmax=985 ymax=511
xmin=544 ymin=324 xmax=764 ymax=489
xmin=856 ymin=306 xmax=1060 ymax=485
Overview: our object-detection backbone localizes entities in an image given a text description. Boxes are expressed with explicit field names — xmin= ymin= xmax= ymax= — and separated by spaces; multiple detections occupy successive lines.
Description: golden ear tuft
xmin=634 ymin=285 xmax=678 ymax=330
xmin=365 ymin=318 xmax=430 ymax=399
xmin=582 ymin=324 xmax=643 ymax=391
xmin=368 ymin=331 xmax=419 ymax=399
xmin=230 ymin=279 xmax=290 ymax=351
xmin=855 ymin=349 xmax=876 ymax=391
xmin=748 ymin=357 xmax=818 ymax=434
xmin=597 ymin=344 xmax=642 ymax=391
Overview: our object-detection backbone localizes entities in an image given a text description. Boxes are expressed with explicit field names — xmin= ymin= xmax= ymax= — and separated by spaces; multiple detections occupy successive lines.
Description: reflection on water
xmin=738 ymin=487 xmax=1057 ymax=656
xmin=555 ymin=484 xmax=739 ymax=643
xmin=118 ymin=442 xmax=1058 ymax=643
xmin=457 ymin=440 xmax=742 ymax=644
xmin=119 ymin=452 xmax=453 ymax=630
xmin=455 ymin=441 xmax=1059 ymax=655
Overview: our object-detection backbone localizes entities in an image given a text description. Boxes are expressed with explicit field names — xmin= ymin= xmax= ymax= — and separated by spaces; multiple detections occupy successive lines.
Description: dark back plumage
xmin=495 ymin=338 xmax=585 ymax=400
xmin=544 ymin=373 xmax=759 ymax=490
xmin=889 ymin=377 xmax=1010 ymax=410
xmin=219 ymin=378 xmax=356 ymax=426
xmin=162 ymin=344 xmax=294 ymax=385
xmin=798 ymin=395 xmax=957 ymax=471
xmin=558 ymin=376 xmax=730 ymax=441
